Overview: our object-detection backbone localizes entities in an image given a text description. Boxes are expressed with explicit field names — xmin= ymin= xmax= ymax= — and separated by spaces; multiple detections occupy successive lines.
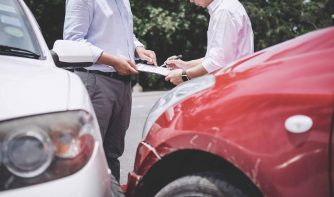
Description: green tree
xmin=131 ymin=0 xmax=209 ymax=90
xmin=132 ymin=0 xmax=333 ymax=56
xmin=130 ymin=0 xmax=332 ymax=90
xmin=25 ymin=0 xmax=64 ymax=48
xmin=243 ymin=0 xmax=333 ymax=50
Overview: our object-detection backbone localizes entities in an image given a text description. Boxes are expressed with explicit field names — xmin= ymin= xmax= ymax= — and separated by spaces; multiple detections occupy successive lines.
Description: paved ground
xmin=119 ymin=91 xmax=167 ymax=184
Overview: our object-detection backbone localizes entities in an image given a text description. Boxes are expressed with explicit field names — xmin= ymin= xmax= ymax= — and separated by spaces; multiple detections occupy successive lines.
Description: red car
xmin=126 ymin=27 xmax=334 ymax=197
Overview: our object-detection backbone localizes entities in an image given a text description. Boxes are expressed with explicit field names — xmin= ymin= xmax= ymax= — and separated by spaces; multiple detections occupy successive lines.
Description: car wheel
xmin=154 ymin=171 xmax=247 ymax=197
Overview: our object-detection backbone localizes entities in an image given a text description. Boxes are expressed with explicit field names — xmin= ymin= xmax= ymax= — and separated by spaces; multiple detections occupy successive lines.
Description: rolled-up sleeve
xmin=202 ymin=11 xmax=238 ymax=73
xmin=133 ymin=34 xmax=144 ymax=48
xmin=63 ymin=0 xmax=103 ymax=63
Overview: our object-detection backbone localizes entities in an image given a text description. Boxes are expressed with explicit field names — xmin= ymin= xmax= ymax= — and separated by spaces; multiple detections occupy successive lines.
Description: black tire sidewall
xmin=155 ymin=172 xmax=246 ymax=197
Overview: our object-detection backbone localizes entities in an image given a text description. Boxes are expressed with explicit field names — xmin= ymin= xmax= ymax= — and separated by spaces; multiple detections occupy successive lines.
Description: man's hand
xmin=135 ymin=47 xmax=157 ymax=65
xmin=165 ymin=69 xmax=183 ymax=85
xmin=164 ymin=58 xmax=188 ymax=70
xmin=97 ymin=52 xmax=138 ymax=75
xmin=112 ymin=56 xmax=138 ymax=76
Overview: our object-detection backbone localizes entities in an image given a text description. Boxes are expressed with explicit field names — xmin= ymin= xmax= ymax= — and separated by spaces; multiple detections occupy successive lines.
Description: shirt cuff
xmin=89 ymin=44 xmax=103 ymax=63
xmin=202 ymin=57 xmax=222 ymax=73
xmin=134 ymin=39 xmax=144 ymax=48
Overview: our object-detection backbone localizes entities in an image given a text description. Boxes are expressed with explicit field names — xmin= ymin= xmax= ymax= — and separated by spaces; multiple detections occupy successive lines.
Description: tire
xmin=155 ymin=172 xmax=247 ymax=197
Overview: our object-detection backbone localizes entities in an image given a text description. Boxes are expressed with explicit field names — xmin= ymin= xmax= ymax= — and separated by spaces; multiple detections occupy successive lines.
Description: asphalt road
xmin=119 ymin=91 xmax=166 ymax=184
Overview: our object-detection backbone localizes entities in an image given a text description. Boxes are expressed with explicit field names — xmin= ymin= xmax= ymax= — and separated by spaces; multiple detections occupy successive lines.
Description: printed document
xmin=137 ymin=63 xmax=170 ymax=76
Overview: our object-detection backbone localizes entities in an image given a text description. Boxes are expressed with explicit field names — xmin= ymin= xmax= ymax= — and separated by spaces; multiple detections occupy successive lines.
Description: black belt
xmin=74 ymin=68 xmax=131 ymax=82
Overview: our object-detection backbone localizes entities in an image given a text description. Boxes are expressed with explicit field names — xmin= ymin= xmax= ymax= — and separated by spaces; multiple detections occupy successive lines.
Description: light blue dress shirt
xmin=63 ymin=0 xmax=143 ymax=72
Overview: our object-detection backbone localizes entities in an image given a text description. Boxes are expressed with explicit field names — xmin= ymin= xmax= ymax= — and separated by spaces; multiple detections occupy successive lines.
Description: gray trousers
xmin=75 ymin=71 xmax=132 ymax=182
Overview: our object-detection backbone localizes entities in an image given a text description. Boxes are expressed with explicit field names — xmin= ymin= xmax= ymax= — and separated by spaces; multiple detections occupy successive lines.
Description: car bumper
xmin=0 ymin=142 xmax=118 ymax=197
xmin=126 ymin=171 xmax=142 ymax=197
xmin=126 ymin=141 xmax=162 ymax=196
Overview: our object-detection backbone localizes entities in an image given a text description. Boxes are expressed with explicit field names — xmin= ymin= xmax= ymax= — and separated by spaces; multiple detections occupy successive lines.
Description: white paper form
xmin=137 ymin=63 xmax=170 ymax=76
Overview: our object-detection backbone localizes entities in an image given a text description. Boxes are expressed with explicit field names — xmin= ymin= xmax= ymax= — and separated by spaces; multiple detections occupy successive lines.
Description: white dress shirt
xmin=202 ymin=0 xmax=254 ymax=73
xmin=63 ymin=0 xmax=143 ymax=72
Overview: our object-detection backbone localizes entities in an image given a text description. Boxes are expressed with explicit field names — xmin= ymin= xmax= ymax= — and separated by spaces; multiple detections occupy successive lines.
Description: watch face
xmin=181 ymin=69 xmax=189 ymax=81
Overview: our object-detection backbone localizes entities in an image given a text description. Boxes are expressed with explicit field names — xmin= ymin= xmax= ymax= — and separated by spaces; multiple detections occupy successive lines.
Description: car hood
xmin=217 ymin=27 xmax=334 ymax=76
xmin=0 ymin=57 xmax=71 ymax=121
xmin=213 ymin=27 xmax=334 ymax=96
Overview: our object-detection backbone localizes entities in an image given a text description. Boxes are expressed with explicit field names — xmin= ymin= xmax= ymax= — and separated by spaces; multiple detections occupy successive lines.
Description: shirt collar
xmin=207 ymin=0 xmax=221 ymax=15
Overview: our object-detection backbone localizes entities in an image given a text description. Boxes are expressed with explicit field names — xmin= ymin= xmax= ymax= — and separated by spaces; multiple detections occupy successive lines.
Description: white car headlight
xmin=142 ymin=75 xmax=215 ymax=139
xmin=3 ymin=126 xmax=53 ymax=178
xmin=0 ymin=110 xmax=96 ymax=190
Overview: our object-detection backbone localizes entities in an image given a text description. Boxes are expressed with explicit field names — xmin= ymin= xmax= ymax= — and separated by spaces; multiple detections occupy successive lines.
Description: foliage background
xmin=25 ymin=0 xmax=333 ymax=90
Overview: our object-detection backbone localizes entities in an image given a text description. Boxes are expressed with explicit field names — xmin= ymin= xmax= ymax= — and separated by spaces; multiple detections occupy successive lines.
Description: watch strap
xmin=181 ymin=69 xmax=189 ymax=82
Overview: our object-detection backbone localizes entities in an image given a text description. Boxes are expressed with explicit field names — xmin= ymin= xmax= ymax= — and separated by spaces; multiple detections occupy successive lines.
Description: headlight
xmin=4 ymin=126 xmax=53 ymax=178
xmin=142 ymin=75 xmax=215 ymax=139
xmin=0 ymin=110 xmax=96 ymax=191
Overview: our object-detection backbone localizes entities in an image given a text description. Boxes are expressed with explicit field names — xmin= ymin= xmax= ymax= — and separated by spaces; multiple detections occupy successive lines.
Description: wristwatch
xmin=181 ymin=69 xmax=189 ymax=82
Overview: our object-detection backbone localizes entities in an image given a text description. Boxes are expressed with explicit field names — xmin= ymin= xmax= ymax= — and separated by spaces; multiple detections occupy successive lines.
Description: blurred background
xmin=25 ymin=0 xmax=333 ymax=91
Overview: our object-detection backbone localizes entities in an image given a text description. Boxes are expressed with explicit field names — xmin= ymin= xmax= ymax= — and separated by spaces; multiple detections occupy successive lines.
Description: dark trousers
xmin=75 ymin=71 xmax=132 ymax=181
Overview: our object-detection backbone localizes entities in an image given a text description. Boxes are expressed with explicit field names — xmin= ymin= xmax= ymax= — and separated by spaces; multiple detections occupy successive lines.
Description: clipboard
xmin=136 ymin=63 xmax=170 ymax=76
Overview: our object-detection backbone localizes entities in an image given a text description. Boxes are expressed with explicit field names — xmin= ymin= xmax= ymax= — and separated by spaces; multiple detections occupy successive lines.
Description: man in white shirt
xmin=165 ymin=0 xmax=254 ymax=85
xmin=63 ymin=0 xmax=156 ymax=182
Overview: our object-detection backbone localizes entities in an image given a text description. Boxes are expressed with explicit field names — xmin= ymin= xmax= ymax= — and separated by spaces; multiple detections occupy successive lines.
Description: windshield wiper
xmin=0 ymin=45 xmax=41 ymax=59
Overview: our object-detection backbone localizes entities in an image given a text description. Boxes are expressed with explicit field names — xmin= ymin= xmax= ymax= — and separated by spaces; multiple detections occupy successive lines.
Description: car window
xmin=0 ymin=0 xmax=41 ymax=57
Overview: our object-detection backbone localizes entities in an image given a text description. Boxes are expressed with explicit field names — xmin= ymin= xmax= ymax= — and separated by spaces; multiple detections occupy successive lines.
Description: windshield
xmin=0 ymin=0 xmax=42 ymax=58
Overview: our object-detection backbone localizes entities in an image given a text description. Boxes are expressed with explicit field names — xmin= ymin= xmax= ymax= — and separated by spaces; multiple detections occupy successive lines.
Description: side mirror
xmin=51 ymin=40 xmax=94 ymax=68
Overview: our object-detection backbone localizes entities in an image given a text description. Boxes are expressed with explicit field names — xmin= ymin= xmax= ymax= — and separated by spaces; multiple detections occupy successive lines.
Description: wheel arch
xmin=134 ymin=149 xmax=263 ymax=197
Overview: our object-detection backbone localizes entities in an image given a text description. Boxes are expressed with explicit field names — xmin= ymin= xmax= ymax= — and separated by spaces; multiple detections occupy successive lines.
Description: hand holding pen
xmin=162 ymin=54 xmax=187 ymax=70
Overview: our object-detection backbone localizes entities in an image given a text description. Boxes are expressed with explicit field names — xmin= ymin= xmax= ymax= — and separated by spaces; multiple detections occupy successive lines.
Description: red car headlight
xmin=142 ymin=75 xmax=216 ymax=139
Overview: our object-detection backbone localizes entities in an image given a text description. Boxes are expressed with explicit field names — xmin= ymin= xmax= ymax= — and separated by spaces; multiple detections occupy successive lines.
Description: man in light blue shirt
xmin=64 ymin=0 xmax=157 ymax=182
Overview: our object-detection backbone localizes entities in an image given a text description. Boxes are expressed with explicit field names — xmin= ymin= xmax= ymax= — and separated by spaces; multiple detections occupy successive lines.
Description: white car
xmin=0 ymin=0 xmax=122 ymax=196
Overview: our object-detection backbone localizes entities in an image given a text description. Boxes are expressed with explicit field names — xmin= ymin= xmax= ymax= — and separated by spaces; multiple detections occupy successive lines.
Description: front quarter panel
xmin=142 ymin=48 xmax=334 ymax=196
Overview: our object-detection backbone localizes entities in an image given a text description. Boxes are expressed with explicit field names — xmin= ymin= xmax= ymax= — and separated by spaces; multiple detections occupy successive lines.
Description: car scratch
xmin=251 ymin=158 xmax=261 ymax=181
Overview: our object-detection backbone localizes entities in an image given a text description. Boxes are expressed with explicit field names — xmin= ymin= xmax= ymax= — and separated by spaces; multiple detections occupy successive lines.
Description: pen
xmin=160 ymin=54 xmax=182 ymax=68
